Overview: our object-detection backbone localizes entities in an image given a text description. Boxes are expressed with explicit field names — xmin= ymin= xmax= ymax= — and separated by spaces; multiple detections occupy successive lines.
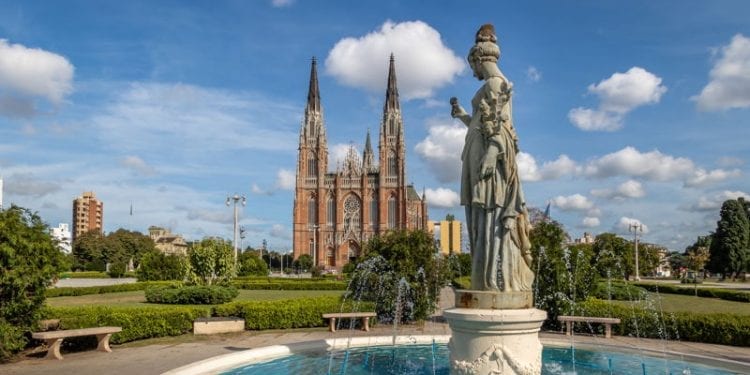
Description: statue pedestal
xmin=445 ymin=292 xmax=546 ymax=375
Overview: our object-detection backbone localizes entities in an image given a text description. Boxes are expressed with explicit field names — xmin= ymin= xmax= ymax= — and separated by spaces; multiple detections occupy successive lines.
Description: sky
xmin=0 ymin=0 xmax=748 ymax=252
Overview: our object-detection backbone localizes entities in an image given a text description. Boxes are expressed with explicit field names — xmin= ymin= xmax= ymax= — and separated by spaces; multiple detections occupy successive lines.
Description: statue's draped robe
xmin=461 ymin=76 xmax=535 ymax=292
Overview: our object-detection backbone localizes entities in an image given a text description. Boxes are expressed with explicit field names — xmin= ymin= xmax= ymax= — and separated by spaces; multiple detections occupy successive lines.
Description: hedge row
xmin=59 ymin=271 xmax=138 ymax=279
xmin=214 ymin=296 xmax=375 ymax=330
xmin=578 ymin=298 xmax=750 ymax=347
xmin=591 ymin=282 xmax=648 ymax=301
xmin=231 ymin=280 xmax=348 ymax=290
xmin=145 ymin=285 xmax=238 ymax=305
xmin=633 ymin=283 xmax=750 ymax=303
xmin=46 ymin=281 xmax=181 ymax=298
xmin=42 ymin=305 xmax=211 ymax=344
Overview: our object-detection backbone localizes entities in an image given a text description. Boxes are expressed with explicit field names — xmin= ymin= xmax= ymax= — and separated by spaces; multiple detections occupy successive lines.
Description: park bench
xmin=557 ymin=315 xmax=620 ymax=339
xmin=322 ymin=312 xmax=377 ymax=333
xmin=32 ymin=326 xmax=122 ymax=360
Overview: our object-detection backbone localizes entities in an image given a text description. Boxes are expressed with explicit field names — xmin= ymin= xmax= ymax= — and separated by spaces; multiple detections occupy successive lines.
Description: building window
xmin=388 ymin=196 xmax=396 ymax=229
xmin=326 ymin=197 xmax=335 ymax=226
xmin=343 ymin=195 xmax=361 ymax=233
xmin=308 ymin=197 xmax=317 ymax=224
xmin=370 ymin=195 xmax=378 ymax=228
xmin=387 ymin=150 xmax=397 ymax=176
xmin=307 ymin=153 xmax=317 ymax=177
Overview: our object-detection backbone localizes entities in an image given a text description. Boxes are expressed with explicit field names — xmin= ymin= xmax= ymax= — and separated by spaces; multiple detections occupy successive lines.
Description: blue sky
xmin=0 ymin=0 xmax=748 ymax=252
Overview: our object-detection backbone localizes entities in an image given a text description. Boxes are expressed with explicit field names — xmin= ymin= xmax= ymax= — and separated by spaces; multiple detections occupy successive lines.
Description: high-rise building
xmin=72 ymin=191 xmax=103 ymax=242
xmin=292 ymin=56 xmax=428 ymax=270
xmin=50 ymin=223 xmax=72 ymax=253
xmin=429 ymin=219 xmax=463 ymax=256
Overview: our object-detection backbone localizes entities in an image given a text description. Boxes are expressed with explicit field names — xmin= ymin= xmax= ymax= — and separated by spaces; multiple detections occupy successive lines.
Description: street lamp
xmin=312 ymin=224 xmax=319 ymax=267
xmin=629 ymin=222 xmax=643 ymax=281
xmin=226 ymin=194 xmax=247 ymax=264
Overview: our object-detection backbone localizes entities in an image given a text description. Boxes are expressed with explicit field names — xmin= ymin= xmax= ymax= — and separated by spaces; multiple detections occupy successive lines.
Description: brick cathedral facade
xmin=292 ymin=56 xmax=428 ymax=270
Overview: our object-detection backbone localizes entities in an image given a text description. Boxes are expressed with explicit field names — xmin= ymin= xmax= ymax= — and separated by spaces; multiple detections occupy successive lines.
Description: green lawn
xmin=611 ymin=292 xmax=750 ymax=315
xmin=46 ymin=289 xmax=344 ymax=308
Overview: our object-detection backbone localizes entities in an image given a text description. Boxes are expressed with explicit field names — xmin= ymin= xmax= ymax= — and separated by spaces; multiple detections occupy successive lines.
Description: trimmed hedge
xmin=59 ymin=271 xmax=109 ymax=279
xmin=591 ymin=282 xmax=648 ymax=301
xmin=46 ymin=281 xmax=181 ymax=298
xmin=214 ymin=296 xmax=375 ymax=330
xmin=578 ymin=298 xmax=750 ymax=346
xmin=634 ymin=282 xmax=750 ymax=303
xmin=231 ymin=280 xmax=347 ymax=290
xmin=42 ymin=305 xmax=211 ymax=344
xmin=145 ymin=285 xmax=238 ymax=304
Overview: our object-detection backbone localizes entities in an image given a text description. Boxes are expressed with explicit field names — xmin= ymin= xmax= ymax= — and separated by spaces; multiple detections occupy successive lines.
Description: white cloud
xmin=329 ymin=143 xmax=360 ymax=170
xmin=693 ymin=34 xmax=750 ymax=111
xmin=584 ymin=147 xmax=693 ymax=181
xmin=582 ymin=217 xmax=600 ymax=228
xmin=517 ymin=153 xmax=578 ymax=182
xmin=526 ymin=66 xmax=542 ymax=82
xmin=120 ymin=155 xmax=156 ymax=176
xmin=325 ymin=20 xmax=464 ymax=100
xmin=590 ymin=179 xmax=645 ymax=200
xmin=551 ymin=194 xmax=594 ymax=212
xmin=424 ymin=187 xmax=460 ymax=208
xmin=275 ymin=169 xmax=295 ymax=190
xmin=614 ymin=216 xmax=649 ymax=234
xmin=687 ymin=190 xmax=750 ymax=212
xmin=270 ymin=224 xmax=291 ymax=239
xmin=685 ymin=168 xmax=741 ymax=188
xmin=569 ymin=67 xmax=666 ymax=131
xmin=93 ymin=82 xmax=299 ymax=154
xmin=271 ymin=0 xmax=294 ymax=7
xmin=415 ymin=120 xmax=465 ymax=183
xmin=0 ymin=39 xmax=74 ymax=117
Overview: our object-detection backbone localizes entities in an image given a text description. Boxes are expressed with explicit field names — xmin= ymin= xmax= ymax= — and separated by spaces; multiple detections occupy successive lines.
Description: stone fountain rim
xmin=161 ymin=334 xmax=750 ymax=375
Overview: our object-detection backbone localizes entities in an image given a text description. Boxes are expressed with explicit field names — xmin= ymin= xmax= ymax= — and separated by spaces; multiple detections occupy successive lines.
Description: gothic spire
xmin=364 ymin=128 xmax=373 ymax=154
xmin=306 ymin=57 xmax=321 ymax=114
xmin=362 ymin=128 xmax=374 ymax=171
xmin=383 ymin=53 xmax=400 ymax=113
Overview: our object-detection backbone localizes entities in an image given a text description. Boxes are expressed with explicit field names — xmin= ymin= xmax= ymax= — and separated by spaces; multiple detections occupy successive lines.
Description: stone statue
xmin=451 ymin=24 xmax=534 ymax=292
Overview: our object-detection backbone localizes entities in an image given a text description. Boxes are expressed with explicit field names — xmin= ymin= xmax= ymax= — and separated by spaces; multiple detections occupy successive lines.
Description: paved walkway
xmin=3 ymin=323 xmax=748 ymax=375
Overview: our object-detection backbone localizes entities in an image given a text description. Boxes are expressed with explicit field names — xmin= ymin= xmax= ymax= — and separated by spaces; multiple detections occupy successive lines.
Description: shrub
xmin=188 ymin=237 xmax=236 ymax=285
xmin=137 ymin=251 xmax=187 ymax=281
xmin=238 ymin=252 xmax=268 ymax=276
xmin=214 ymin=296 xmax=375 ymax=330
xmin=0 ymin=206 xmax=67 ymax=362
xmin=578 ymin=298 xmax=750 ymax=346
xmin=43 ymin=305 xmax=210 ymax=344
xmin=108 ymin=262 xmax=127 ymax=278
xmin=46 ymin=281 xmax=180 ymax=298
xmin=232 ymin=280 xmax=347 ymax=290
xmin=145 ymin=285 xmax=238 ymax=304
xmin=0 ymin=319 xmax=26 ymax=362
xmin=591 ymin=281 xmax=648 ymax=301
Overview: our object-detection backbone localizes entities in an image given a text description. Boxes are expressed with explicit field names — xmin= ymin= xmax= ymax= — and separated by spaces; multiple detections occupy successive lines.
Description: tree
xmin=187 ymin=237 xmax=236 ymax=285
xmin=530 ymin=220 xmax=596 ymax=326
xmin=137 ymin=251 xmax=187 ymax=281
xmin=238 ymin=251 xmax=268 ymax=276
xmin=107 ymin=229 xmax=156 ymax=268
xmin=708 ymin=199 xmax=750 ymax=280
xmin=592 ymin=233 xmax=633 ymax=280
xmin=72 ymin=230 xmax=107 ymax=271
xmin=685 ymin=235 xmax=712 ymax=278
xmin=0 ymin=206 xmax=66 ymax=361
xmin=348 ymin=230 xmax=450 ymax=323
xmin=636 ymin=243 xmax=665 ymax=278
xmin=448 ymin=252 xmax=472 ymax=278
xmin=294 ymin=254 xmax=313 ymax=272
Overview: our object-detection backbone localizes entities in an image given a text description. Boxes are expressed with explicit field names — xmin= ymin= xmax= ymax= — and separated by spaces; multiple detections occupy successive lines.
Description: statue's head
xmin=468 ymin=24 xmax=500 ymax=80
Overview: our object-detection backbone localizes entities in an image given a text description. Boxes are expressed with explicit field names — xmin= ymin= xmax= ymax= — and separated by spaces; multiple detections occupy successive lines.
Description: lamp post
xmin=226 ymin=194 xmax=246 ymax=264
xmin=629 ymin=222 xmax=643 ymax=281
xmin=312 ymin=224 xmax=319 ymax=267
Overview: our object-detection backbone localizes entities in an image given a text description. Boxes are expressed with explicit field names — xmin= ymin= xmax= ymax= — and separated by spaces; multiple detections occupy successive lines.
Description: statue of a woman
xmin=451 ymin=24 xmax=534 ymax=292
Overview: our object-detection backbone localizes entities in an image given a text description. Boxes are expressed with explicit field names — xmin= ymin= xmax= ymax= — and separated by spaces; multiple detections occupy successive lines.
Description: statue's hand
xmin=450 ymin=97 xmax=465 ymax=118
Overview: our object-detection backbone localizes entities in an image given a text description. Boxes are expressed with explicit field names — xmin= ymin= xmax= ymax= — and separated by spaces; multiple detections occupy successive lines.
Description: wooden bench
xmin=32 ymin=326 xmax=122 ymax=360
xmin=322 ymin=312 xmax=376 ymax=333
xmin=558 ymin=316 xmax=620 ymax=339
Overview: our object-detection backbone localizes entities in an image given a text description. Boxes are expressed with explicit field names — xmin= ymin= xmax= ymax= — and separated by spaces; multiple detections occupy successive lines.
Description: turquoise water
xmin=223 ymin=343 xmax=741 ymax=374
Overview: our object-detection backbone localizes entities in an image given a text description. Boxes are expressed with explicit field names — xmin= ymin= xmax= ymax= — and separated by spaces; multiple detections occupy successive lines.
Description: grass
xmin=610 ymin=292 xmax=750 ymax=315
xmin=46 ymin=289 xmax=345 ymax=308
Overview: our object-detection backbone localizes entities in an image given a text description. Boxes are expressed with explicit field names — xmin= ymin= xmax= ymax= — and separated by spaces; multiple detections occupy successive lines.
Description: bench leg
xmin=329 ymin=318 xmax=336 ymax=333
xmin=96 ymin=333 xmax=113 ymax=352
xmin=45 ymin=338 xmax=64 ymax=360
xmin=363 ymin=317 xmax=370 ymax=332
xmin=565 ymin=321 xmax=572 ymax=336
xmin=605 ymin=324 xmax=612 ymax=339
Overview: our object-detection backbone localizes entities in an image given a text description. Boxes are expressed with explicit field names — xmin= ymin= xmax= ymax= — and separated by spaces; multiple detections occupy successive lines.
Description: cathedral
xmin=292 ymin=55 xmax=428 ymax=270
